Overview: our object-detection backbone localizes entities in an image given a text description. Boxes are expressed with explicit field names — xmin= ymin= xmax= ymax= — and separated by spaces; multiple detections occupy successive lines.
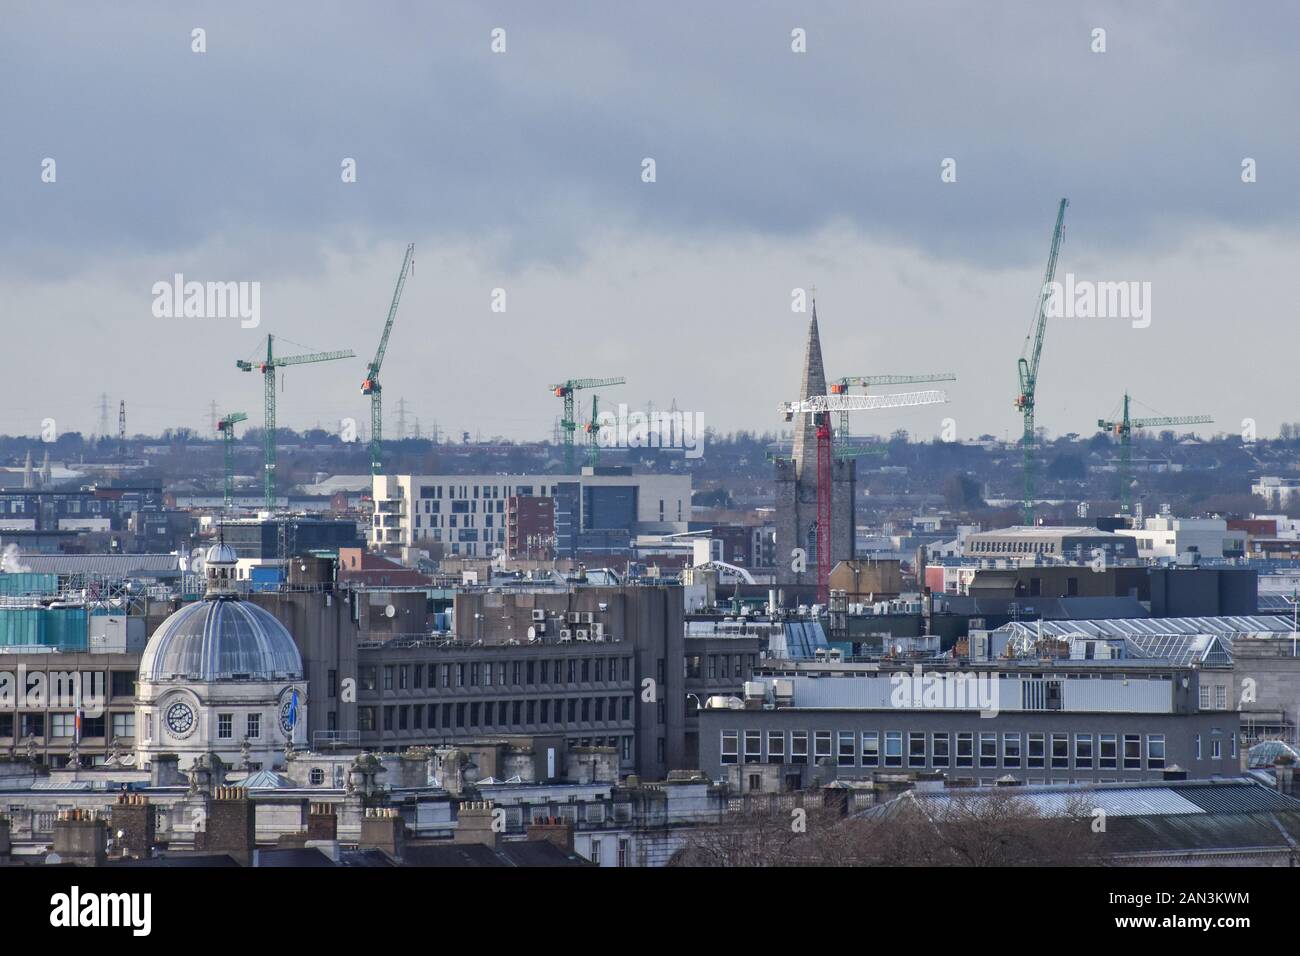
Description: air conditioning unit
xmin=592 ymin=623 xmax=604 ymax=639
xmin=575 ymin=629 xmax=590 ymax=642
xmin=567 ymin=612 xmax=580 ymax=623
xmin=559 ymin=629 xmax=572 ymax=642
xmin=581 ymin=612 xmax=594 ymax=624
xmin=593 ymin=631 xmax=606 ymax=643
xmin=531 ymin=609 xmax=546 ymax=622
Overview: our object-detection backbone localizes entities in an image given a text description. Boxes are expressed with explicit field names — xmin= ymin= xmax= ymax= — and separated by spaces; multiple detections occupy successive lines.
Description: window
xmin=1099 ymin=734 xmax=1118 ymax=769
xmin=1002 ymin=733 xmax=1021 ymax=768
xmin=884 ymin=731 xmax=903 ymax=768
xmin=398 ymin=666 xmax=409 ymax=690
xmin=310 ymin=768 xmax=325 ymax=785
xmin=1215 ymin=685 xmax=1227 ymax=710
xmin=861 ymin=732 xmax=880 ymax=767
xmin=839 ymin=732 xmax=856 ymax=767
xmin=1051 ymin=733 xmax=1069 ymax=769
xmin=111 ymin=671 xmax=135 ymax=698
xmin=328 ymin=669 xmax=338 ymax=696
xmin=218 ymin=714 xmax=233 ymax=739
xmin=384 ymin=706 xmax=395 ymax=731
xmin=358 ymin=707 xmax=375 ymax=732
xmin=1123 ymin=734 xmax=1142 ymax=769
xmin=979 ymin=732 xmax=997 ymax=768
xmin=744 ymin=731 xmax=762 ymax=764
xmin=111 ymin=713 xmax=135 ymax=739
xmin=791 ymin=731 xmax=808 ymax=765
xmin=1074 ymin=734 xmax=1093 ymax=769
xmin=617 ymin=838 xmax=630 ymax=867
xmin=956 ymin=732 xmax=974 ymax=768
xmin=51 ymin=713 xmax=75 ymax=737
xmin=1211 ymin=737 xmax=1222 ymax=760
xmin=359 ymin=666 xmax=377 ymax=691
xmin=246 ymin=713 xmax=261 ymax=739
xmin=815 ymin=731 xmax=833 ymax=762
xmin=932 ymin=733 xmax=950 ymax=768
xmin=767 ymin=731 xmax=785 ymax=763
xmin=1147 ymin=734 xmax=1166 ymax=769
xmin=1027 ymin=733 xmax=1045 ymax=769
xmin=720 ymin=731 xmax=738 ymax=765
xmin=1199 ymin=685 xmax=1210 ymax=709
xmin=909 ymin=732 xmax=927 ymax=768
xmin=383 ymin=666 xmax=394 ymax=691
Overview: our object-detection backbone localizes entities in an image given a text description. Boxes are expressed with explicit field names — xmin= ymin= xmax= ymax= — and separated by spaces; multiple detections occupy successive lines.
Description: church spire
xmin=790 ymin=297 xmax=828 ymax=480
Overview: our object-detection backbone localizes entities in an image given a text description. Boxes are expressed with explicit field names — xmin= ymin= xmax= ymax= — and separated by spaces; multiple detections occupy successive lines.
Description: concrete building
xmin=775 ymin=307 xmax=855 ymax=597
xmin=371 ymin=471 xmax=691 ymax=558
xmin=1115 ymin=516 xmax=1247 ymax=560
xmin=1253 ymin=476 xmax=1300 ymax=510
xmin=965 ymin=526 xmax=1138 ymax=564
xmin=700 ymin=658 xmax=1239 ymax=788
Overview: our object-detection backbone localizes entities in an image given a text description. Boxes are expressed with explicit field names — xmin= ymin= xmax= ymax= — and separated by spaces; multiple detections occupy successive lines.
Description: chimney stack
xmin=111 ymin=792 xmax=156 ymax=859
xmin=359 ymin=807 xmax=406 ymax=860
xmin=307 ymin=802 xmax=338 ymax=841
xmin=51 ymin=809 xmax=107 ymax=866
xmin=454 ymin=800 xmax=501 ymax=849
xmin=526 ymin=814 xmax=574 ymax=854
xmin=197 ymin=785 xmax=256 ymax=866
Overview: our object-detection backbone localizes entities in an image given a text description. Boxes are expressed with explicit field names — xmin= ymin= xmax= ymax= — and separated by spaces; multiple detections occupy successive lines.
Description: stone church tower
xmin=775 ymin=303 xmax=856 ymax=596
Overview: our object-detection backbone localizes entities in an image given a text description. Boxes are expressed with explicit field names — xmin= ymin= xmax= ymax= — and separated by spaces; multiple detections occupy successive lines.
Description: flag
xmin=287 ymin=689 xmax=299 ymax=729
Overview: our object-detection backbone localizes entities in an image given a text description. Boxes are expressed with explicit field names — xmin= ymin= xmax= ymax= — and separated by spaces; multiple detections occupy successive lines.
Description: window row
xmin=360 ymin=695 xmax=635 ymax=733
xmin=360 ymin=657 xmax=633 ymax=693
xmin=0 ymin=712 xmax=134 ymax=739
xmin=720 ymin=729 xmax=1171 ymax=771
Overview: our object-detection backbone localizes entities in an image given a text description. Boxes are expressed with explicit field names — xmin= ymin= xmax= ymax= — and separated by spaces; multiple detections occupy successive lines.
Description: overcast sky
xmin=2 ymin=1 xmax=1297 ymax=444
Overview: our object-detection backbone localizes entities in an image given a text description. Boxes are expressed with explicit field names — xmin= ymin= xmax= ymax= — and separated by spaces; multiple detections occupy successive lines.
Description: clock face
xmin=165 ymin=701 xmax=195 ymax=738
xmin=279 ymin=695 xmax=295 ymax=736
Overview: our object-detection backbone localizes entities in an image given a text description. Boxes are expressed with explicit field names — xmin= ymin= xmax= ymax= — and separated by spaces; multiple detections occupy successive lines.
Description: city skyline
xmin=2 ymin=2 xmax=1297 ymax=440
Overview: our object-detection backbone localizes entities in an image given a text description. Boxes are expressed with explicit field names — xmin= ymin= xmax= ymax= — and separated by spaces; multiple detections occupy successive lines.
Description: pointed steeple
xmin=791 ymin=298 xmax=828 ymax=479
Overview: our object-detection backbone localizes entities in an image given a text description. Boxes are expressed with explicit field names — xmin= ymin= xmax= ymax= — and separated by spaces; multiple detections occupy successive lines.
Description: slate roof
xmin=400 ymin=840 xmax=592 ymax=867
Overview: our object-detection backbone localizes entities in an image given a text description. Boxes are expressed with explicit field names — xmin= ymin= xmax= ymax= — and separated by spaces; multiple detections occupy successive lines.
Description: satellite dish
xmin=385 ymin=605 xmax=396 ymax=618
xmin=527 ymin=626 xmax=537 ymax=640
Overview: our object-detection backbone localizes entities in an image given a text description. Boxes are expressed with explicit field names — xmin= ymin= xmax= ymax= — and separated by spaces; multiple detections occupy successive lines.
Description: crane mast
xmin=238 ymin=334 xmax=355 ymax=511
xmin=1097 ymin=393 xmax=1212 ymax=517
xmin=550 ymin=376 xmax=626 ymax=471
xmin=216 ymin=411 xmax=248 ymax=509
xmin=1015 ymin=198 xmax=1069 ymax=525
xmin=363 ymin=243 xmax=415 ymax=476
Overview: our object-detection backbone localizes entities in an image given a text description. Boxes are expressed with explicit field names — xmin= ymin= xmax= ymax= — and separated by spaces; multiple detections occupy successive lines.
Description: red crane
xmin=783 ymin=390 xmax=948 ymax=604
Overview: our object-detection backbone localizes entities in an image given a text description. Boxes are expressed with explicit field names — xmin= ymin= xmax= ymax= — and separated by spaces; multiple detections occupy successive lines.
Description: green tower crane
xmin=550 ymin=376 xmax=625 ymax=471
xmin=830 ymin=373 xmax=957 ymax=449
xmin=238 ymin=334 xmax=355 ymax=511
xmin=1015 ymin=198 xmax=1069 ymax=526
xmin=362 ymin=243 xmax=415 ymax=476
xmin=216 ymin=411 xmax=247 ymax=509
xmin=1097 ymin=393 xmax=1212 ymax=516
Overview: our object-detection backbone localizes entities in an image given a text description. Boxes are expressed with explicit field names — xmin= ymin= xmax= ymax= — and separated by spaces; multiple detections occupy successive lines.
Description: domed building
xmin=135 ymin=542 xmax=307 ymax=771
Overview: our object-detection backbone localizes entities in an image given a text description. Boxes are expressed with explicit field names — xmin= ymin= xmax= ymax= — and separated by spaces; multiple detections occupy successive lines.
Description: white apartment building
xmin=1254 ymin=477 xmax=1300 ymax=509
xmin=371 ymin=472 xmax=691 ymax=554
xmin=1115 ymin=516 xmax=1246 ymax=560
